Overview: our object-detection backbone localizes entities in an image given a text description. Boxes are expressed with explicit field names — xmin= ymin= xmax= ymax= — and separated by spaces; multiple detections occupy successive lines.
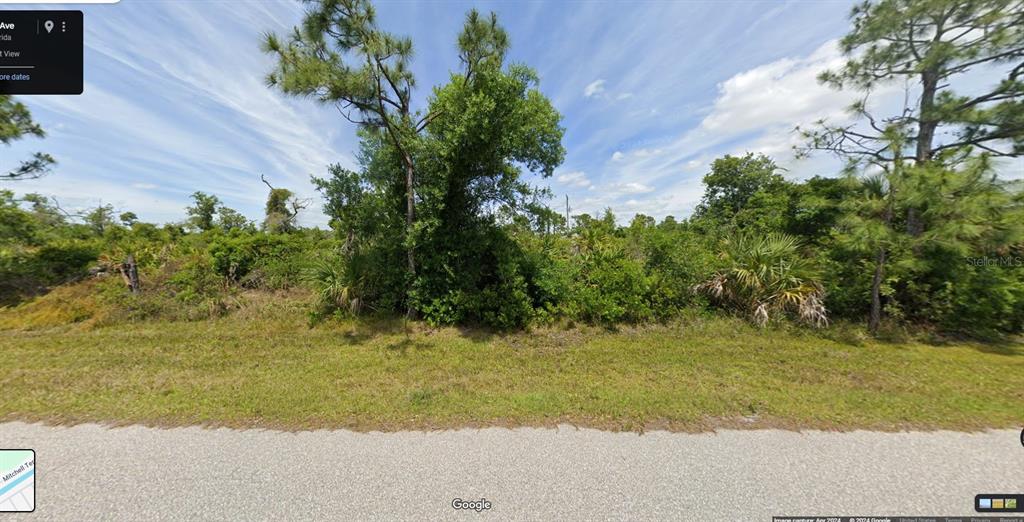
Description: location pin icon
xmin=44 ymin=20 xmax=54 ymax=33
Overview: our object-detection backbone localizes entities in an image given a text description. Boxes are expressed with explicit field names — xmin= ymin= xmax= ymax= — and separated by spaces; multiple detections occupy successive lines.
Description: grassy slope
xmin=1 ymin=299 xmax=1021 ymax=432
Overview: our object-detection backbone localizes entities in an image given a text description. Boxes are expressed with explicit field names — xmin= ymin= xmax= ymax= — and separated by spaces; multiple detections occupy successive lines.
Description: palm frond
xmin=695 ymin=232 xmax=828 ymax=327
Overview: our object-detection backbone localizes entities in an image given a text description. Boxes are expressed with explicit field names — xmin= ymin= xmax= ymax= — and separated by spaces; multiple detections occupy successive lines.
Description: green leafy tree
xmin=119 ymin=211 xmax=139 ymax=227
xmin=784 ymin=176 xmax=855 ymax=243
xmin=518 ymin=202 xmax=566 ymax=235
xmin=312 ymin=163 xmax=373 ymax=252
xmin=895 ymin=156 xmax=1023 ymax=331
xmin=693 ymin=153 xmax=791 ymax=232
xmin=402 ymin=10 xmax=563 ymax=325
xmin=304 ymin=8 xmax=564 ymax=326
xmin=216 ymin=205 xmax=253 ymax=232
xmin=260 ymin=176 xmax=307 ymax=234
xmin=837 ymin=167 xmax=902 ymax=333
xmin=264 ymin=188 xmax=298 ymax=233
xmin=0 ymin=190 xmax=37 ymax=244
xmin=83 ymin=204 xmax=117 ymax=235
xmin=0 ymin=96 xmax=56 ymax=181
xmin=185 ymin=191 xmax=220 ymax=232
xmin=836 ymin=138 xmax=1023 ymax=333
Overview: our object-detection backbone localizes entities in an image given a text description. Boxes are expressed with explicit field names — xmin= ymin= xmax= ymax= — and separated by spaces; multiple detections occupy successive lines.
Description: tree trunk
xmin=908 ymin=69 xmax=939 ymax=238
xmin=120 ymin=254 xmax=140 ymax=295
xmin=565 ymin=194 xmax=570 ymax=232
xmin=916 ymin=70 xmax=938 ymax=164
xmin=869 ymin=247 xmax=886 ymax=334
xmin=403 ymin=152 xmax=417 ymax=319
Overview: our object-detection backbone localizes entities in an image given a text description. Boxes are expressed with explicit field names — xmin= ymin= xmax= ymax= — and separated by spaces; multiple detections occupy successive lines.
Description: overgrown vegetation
xmin=2 ymin=0 xmax=1023 ymax=340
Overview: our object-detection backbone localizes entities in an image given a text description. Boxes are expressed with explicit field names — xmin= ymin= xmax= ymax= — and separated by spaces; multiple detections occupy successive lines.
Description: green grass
xmin=0 ymin=310 xmax=1022 ymax=432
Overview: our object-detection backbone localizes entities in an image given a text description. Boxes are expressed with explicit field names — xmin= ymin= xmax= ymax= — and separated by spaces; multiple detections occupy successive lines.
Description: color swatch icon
xmin=979 ymin=495 xmax=1023 ymax=511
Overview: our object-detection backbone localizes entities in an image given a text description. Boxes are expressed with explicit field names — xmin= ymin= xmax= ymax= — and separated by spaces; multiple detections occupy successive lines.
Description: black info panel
xmin=0 ymin=11 xmax=83 ymax=95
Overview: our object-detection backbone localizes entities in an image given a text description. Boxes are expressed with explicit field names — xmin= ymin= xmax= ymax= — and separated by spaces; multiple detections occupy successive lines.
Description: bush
xmin=913 ymin=252 xmax=1024 ymax=336
xmin=472 ymin=256 xmax=535 ymax=329
xmin=209 ymin=231 xmax=332 ymax=289
xmin=411 ymin=227 xmax=538 ymax=329
xmin=630 ymin=223 xmax=718 ymax=319
xmin=568 ymin=249 xmax=652 ymax=324
xmin=0 ymin=240 xmax=100 ymax=305
xmin=553 ymin=224 xmax=654 ymax=325
xmin=169 ymin=251 xmax=225 ymax=303
xmin=695 ymin=232 xmax=828 ymax=327
xmin=31 ymin=241 xmax=100 ymax=281
xmin=518 ymin=236 xmax=573 ymax=323
xmin=306 ymin=255 xmax=362 ymax=321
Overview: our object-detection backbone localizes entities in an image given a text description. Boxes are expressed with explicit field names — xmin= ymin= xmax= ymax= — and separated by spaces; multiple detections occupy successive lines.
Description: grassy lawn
xmin=1 ymin=309 xmax=1022 ymax=432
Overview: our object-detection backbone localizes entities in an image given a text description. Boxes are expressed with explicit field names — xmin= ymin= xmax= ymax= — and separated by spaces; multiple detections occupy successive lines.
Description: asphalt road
xmin=0 ymin=422 xmax=1021 ymax=520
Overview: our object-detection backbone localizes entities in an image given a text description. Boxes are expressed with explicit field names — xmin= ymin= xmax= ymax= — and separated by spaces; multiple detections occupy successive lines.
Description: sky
xmin=4 ymin=0 xmax=1021 ymax=226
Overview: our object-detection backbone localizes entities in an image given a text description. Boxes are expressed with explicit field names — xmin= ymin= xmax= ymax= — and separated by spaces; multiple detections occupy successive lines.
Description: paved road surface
xmin=0 ymin=422 xmax=1021 ymax=520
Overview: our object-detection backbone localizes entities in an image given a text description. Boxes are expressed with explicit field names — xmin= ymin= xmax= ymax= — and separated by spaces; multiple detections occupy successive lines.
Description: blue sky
xmin=5 ymin=0 xmax=1017 ymax=226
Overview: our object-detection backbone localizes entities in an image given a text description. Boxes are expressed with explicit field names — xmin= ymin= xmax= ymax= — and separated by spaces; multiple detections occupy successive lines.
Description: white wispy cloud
xmin=12 ymin=1 xmax=355 ymax=226
xmin=583 ymin=79 xmax=606 ymax=98
xmin=10 ymin=0 xmax=926 ymax=229
xmin=700 ymin=41 xmax=851 ymax=135
xmin=608 ymin=182 xmax=654 ymax=195
xmin=556 ymin=170 xmax=593 ymax=188
xmin=581 ymin=39 xmax=901 ymax=220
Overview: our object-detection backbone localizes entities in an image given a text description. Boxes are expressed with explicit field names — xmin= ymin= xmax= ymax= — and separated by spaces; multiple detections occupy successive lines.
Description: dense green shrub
xmin=307 ymin=255 xmax=362 ymax=321
xmin=169 ymin=251 xmax=225 ymax=303
xmin=910 ymin=249 xmax=1024 ymax=336
xmin=567 ymin=249 xmax=652 ymax=324
xmin=517 ymin=236 xmax=574 ymax=323
xmin=819 ymin=250 xmax=872 ymax=321
xmin=627 ymin=220 xmax=718 ymax=319
xmin=410 ymin=226 xmax=538 ymax=329
xmin=26 ymin=241 xmax=99 ymax=283
xmin=1 ymin=147 xmax=1021 ymax=338
xmin=0 ymin=240 xmax=100 ymax=305
xmin=208 ymin=230 xmax=334 ymax=289
xmin=471 ymin=255 xmax=536 ymax=329
xmin=696 ymin=233 xmax=828 ymax=327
